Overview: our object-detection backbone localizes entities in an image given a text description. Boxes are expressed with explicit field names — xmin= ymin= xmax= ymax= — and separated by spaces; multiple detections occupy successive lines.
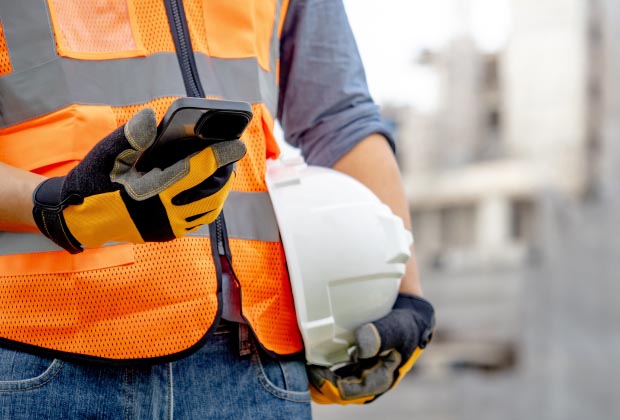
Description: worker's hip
xmin=0 ymin=323 xmax=311 ymax=419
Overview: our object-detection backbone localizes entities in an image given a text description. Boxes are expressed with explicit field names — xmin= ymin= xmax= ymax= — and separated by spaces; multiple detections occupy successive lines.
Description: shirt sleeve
xmin=277 ymin=0 xmax=395 ymax=168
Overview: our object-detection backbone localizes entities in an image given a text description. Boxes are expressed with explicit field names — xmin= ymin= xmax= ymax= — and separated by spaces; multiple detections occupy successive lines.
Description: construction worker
xmin=0 ymin=0 xmax=434 ymax=418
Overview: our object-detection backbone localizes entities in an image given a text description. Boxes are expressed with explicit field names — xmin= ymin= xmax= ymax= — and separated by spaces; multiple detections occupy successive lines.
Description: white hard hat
xmin=266 ymin=157 xmax=413 ymax=367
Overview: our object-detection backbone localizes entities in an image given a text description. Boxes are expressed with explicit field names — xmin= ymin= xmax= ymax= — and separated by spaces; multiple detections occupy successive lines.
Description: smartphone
xmin=136 ymin=97 xmax=253 ymax=172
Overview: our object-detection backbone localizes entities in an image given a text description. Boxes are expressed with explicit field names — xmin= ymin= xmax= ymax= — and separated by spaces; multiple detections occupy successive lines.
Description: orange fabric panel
xmin=182 ymin=0 xmax=209 ymax=57
xmin=111 ymin=96 xmax=178 ymax=126
xmin=233 ymin=104 xmax=277 ymax=193
xmin=230 ymin=239 xmax=303 ymax=355
xmin=0 ymin=243 xmax=134 ymax=276
xmin=0 ymin=105 xmax=117 ymax=175
xmin=47 ymin=0 xmax=147 ymax=60
xmin=0 ymin=237 xmax=219 ymax=360
xmin=198 ymin=0 xmax=277 ymax=72
xmin=48 ymin=0 xmax=177 ymax=57
xmin=278 ymin=0 xmax=291 ymax=37
xmin=260 ymin=104 xmax=281 ymax=160
xmin=132 ymin=0 xmax=176 ymax=54
xmin=0 ymin=20 xmax=12 ymax=76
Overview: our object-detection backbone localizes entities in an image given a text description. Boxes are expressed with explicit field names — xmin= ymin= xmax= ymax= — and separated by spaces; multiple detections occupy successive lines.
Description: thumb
xmin=354 ymin=309 xmax=416 ymax=360
xmin=354 ymin=323 xmax=382 ymax=359
xmin=124 ymin=108 xmax=158 ymax=152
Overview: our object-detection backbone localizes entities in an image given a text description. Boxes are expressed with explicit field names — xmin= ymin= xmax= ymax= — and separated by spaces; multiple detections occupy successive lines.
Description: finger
xmin=171 ymin=166 xmax=232 ymax=205
xmin=168 ymin=175 xmax=236 ymax=236
xmin=370 ymin=309 xmax=420 ymax=354
xmin=308 ymin=352 xmax=402 ymax=403
xmin=124 ymin=108 xmax=158 ymax=152
xmin=354 ymin=323 xmax=382 ymax=359
xmin=117 ymin=139 xmax=244 ymax=201
xmin=210 ymin=139 xmax=247 ymax=168
xmin=307 ymin=365 xmax=338 ymax=390
xmin=128 ymin=146 xmax=221 ymax=201
xmin=336 ymin=350 xmax=401 ymax=400
xmin=308 ymin=366 xmax=374 ymax=405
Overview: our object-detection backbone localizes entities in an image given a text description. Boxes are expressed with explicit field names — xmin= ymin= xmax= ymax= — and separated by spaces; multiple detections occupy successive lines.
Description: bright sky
xmin=343 ymin=0 xmax=511 ymax=110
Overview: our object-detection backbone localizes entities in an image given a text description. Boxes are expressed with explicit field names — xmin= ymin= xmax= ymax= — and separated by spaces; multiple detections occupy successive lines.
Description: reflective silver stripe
xmin=0 ymin=232 xmax=63 ymax=255
xmin=1 ymin=0 xmax=56 ymax=72
xmin=0 ymin=4 xmax=280 ymax=128
xmin=0 ymin=55 xmax=188 ymax=127
xmin=195 ymin=56 xmax=278 ymax=116
xmin=224 ymin=191 xmax=280 ymax=242
xmin=271 ymin=0 xmax=284 ymax=76
xmin=0 ymin=54 xmax=278 ymax=128
xmin=0 ymin=192 xmax=280 ymax=256
xmin=189 ymin=191 xmax=281 ymax=242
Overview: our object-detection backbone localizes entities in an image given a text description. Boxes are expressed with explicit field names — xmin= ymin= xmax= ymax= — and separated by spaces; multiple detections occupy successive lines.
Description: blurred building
xmin=315 ymin=1 xmax=620 ymax=419
xmin=377 ymin=0 xmax=618 ymax=418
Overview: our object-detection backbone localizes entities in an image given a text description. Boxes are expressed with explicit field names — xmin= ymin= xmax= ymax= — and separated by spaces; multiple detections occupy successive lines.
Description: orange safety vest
xmin=0 ymin=0 xmax=302 ymax=364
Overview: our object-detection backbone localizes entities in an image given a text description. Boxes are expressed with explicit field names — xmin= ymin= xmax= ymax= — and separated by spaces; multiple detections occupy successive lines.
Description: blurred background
xmin=311 ymin=0 xmax=620 ymax=419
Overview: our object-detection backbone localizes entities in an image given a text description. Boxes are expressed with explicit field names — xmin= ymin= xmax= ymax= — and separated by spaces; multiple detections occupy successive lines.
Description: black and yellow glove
xmin=308 ymin=293 xmax=435 ymax=404
xmin=32 ymin=108 xmax=246 ymax=254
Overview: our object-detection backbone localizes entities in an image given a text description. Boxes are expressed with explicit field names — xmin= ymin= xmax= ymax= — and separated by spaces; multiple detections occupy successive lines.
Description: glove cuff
xmin=395 ymin=293 xmax=436 ymax=348
xmin=32 ymin=177 xmax=83 ymax=254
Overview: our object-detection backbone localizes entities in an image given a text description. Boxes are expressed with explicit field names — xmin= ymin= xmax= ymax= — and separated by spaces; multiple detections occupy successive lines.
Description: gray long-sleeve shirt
xmin=278 ymin=0 xmax=395 ymax=167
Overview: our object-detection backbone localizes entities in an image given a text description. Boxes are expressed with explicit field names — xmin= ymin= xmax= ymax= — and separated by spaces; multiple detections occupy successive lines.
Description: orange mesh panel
xmin=0 ymin=20 xmax=12 ymax=76
xmin=260 ymin=104 xmax=281 ymax=160
xmin=231 ymin=239 xmax=303 ymax=355
xmin=0 ymin=237 xmax=219 ymax=360
xmin=183 ymin=0 xmax=209 ymax=56
xmin=48 ymin=0 xmax=146 ymax=59
xmin=198 ymin=0 xmax=277 ymax=71
xmin=111 ymin=96 xmax=178 ymax=126
xmin=233 ymin=104 xmax=270 ymax=192
xmin=132 ymin=0 xmax=175 ymax=53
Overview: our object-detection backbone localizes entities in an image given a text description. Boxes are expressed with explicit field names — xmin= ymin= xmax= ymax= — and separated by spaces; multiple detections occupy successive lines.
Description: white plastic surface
xmin=266 ymin=159 xmax=413 ymax=366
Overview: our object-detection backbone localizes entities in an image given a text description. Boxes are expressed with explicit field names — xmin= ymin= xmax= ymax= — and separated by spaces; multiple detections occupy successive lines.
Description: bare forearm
xmin=331 ymin=134 xmax=423 ymax=296
xmin=0 ymin=162 xmax=45 ymax=230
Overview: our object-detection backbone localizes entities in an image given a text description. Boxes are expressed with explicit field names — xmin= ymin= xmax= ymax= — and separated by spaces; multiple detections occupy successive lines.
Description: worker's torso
xmin=0 ymin=0 xmax=302 ymax=363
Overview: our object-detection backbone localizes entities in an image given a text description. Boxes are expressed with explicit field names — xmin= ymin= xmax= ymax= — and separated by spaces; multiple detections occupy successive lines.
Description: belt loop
xmin=238 ymin=323 xmax=252 ymax=357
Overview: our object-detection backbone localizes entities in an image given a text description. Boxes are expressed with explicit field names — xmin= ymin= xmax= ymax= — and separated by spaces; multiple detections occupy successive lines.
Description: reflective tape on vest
xmin=0 ymin=191 xmax=280 ymax=256
xmin=0 ymin=1 xmax=281 ymax=128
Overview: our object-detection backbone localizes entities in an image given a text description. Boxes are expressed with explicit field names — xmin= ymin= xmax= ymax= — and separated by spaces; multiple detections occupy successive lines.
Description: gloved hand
xmin=32 ymin=108 xmax=246 ymax=254
xmin=308 ymin=293 xmax=435 ymax=405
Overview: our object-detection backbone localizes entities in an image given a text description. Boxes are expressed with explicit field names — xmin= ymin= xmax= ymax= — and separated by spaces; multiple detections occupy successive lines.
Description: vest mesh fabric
xmin=0 ymin=22 xmax=11 ymax=76
xmin=0 ymin=237 xmax=218 ymax=359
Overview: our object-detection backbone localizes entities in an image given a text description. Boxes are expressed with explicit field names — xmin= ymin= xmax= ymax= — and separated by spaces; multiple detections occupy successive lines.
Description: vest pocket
xmin=201 ymin=0 xmax=276 ymax=71
xmin=0 ymin=104 xmax=118 ymax=176
xmin=47 ymin=0 xmax=146 ymax=60
xmin=0 ymin=242 xmax=135 ymax=276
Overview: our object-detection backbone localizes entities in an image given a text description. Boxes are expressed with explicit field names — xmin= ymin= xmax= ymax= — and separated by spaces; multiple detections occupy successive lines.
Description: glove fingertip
xmin=211 ymin=140 xmax=247 ymax=168
xmin=125 ymin=108 xmax=158 ymax=151
xmin=307 ymin=365 xmax=332 ymax=387
xmin=354 ymin=323 xmax=382 ymax=359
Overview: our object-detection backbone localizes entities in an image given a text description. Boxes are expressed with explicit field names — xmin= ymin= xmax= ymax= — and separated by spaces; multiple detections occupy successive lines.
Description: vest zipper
xmin=164 ymin=1 xmax=256 ymax=338
xmin=164 ymin=0 xmax=205 ymax=98
xmin=164 ymin=0 xmax=230 ymax=261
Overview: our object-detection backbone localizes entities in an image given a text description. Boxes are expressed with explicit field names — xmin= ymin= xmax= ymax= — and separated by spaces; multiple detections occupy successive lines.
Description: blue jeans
xmin=0 ymin=324 xmax=311 ymax=419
